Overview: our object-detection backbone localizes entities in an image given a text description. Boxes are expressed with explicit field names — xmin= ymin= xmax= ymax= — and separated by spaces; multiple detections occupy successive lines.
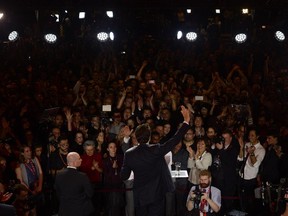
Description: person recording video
xmin=186 ymin=170 xmax=221 ymax=216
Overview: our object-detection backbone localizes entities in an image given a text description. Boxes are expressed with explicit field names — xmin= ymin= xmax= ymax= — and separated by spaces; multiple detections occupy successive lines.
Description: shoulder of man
xmin=211 ymin=186 xmax=221 ymax=194
xmin=126 ymin=145 xmax=139 ymax=153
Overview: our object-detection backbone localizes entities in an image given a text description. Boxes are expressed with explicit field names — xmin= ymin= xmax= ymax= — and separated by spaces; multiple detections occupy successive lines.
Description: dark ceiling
xmin=1 ymin=0 xmax=288 ymax=9
xmin=0 ymin=0 xmax=287 ymax=42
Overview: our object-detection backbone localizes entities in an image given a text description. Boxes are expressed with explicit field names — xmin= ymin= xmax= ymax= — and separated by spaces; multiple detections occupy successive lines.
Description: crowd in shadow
xmin=0 ymin=28 xmax=288 ymax=216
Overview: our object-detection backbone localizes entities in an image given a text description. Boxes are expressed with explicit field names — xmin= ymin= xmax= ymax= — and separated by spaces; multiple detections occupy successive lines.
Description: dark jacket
xmin=54 ymin=168 xmax=94 ymax=216
xmin=120 ymin=123 xmax=189 ymax=207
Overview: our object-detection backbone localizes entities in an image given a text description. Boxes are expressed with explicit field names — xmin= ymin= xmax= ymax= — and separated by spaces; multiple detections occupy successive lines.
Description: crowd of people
xmin=0 ymin=22 xmax=288 ymax=216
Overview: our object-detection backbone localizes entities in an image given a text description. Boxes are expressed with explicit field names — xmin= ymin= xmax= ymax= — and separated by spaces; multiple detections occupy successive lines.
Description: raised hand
xmin=180 ymin=105 xmax=190 ymax=123
xmin=123 ymin=126 xmax=132 ymax=138
xmin=64 ymin=109 xmax=73 ymax=121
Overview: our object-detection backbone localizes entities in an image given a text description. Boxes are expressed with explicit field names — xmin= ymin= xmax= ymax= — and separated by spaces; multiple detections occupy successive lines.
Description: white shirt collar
xmin=67 ymin=166 xmax=77 ymax=169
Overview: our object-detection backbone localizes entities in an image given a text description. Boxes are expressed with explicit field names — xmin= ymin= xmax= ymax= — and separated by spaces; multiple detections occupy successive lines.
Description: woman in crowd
xmin=15 ymin=146 xmax=43 ymax=195
xmin=188 ymin=138 xmax=212 ymax=186
xmin=95 ymin=131 xmax=108 ymax=157
xmin=15 ymin=145 xmax=44 ymax=215
xmin=103 ymin=141 xmax=124 ymax=216
xmin=80 ymin=140 xmax=103 ymax=216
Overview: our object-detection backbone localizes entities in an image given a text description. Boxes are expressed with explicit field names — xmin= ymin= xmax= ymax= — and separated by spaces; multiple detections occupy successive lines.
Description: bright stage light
xmin=186 ymin=32 xmax=197 ymax=42
xmin=8 ymin=31 xmax=19 ymax=42
xmin=109 ymin=32 xmax=114 ymax=41
xmin=106 ymin=11 xmax=113 ymax=18
xmin=97 ymin=32 xmax=109 ymax=42
xmin=275 ymin=31 xmax=285 ymax=41
xmin=177 ymin=31 xmax=183 ymax=40
xmin=79 ymin=12 xmax=85 ymax=19
xmin=55 ymin=14 xmax=59 ymax=22
xmin=44 ymin=33 xmax=57 ymax=44
xmin=242 ymin=9 xmax=249 ymax=14
xmin=235 ymin=33 xmax=247 ymax=44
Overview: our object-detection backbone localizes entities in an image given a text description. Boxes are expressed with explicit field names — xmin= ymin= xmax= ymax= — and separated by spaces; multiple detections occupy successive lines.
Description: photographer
xmin=209 ymin=130 xmax=239 ymax=214
xmin=186 ymin=170 xmax=221 ymax=216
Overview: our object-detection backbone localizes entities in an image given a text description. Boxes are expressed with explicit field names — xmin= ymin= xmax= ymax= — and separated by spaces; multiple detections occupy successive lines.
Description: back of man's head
xmin=67 ymin=152 xmax=80 ymax=166
xmin=135 ymin=123 xmax=151 ymax=144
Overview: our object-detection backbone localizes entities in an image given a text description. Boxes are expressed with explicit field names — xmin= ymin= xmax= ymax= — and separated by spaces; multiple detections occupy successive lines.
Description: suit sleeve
xmin=159 ymin=123 xmax=190 ymax=155
xmin=120 ymin=152 xmax=132 ymax=181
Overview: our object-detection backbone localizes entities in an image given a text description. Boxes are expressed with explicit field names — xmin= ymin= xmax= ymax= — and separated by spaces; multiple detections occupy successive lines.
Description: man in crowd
xmin=121 ymin=105 xmax=190 ymax=216
xmin=259 ymin=129 xmax=280 ymax=184
xmin=54 ymin=152 xmax=94 ymax=216
xmin=238 ymin=127 xmax=265 ymax=214
xmin=210 ymin=129 xmax=239 ymax=214
xmin=186 ymin=169 xmax=221 ymax=215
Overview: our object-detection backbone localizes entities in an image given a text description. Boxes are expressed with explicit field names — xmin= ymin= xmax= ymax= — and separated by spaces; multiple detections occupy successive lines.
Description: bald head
xmin=67 ymin=152 xmax=82 ymax=168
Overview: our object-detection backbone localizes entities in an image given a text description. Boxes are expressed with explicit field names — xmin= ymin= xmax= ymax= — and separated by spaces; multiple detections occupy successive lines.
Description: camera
xmin=212 ymin=155 xmax=221 ymax=169
xmin=212 ymin=136 xmax=225 ymax=144
xmin=193 ymin=188 xmax=204 ymax=209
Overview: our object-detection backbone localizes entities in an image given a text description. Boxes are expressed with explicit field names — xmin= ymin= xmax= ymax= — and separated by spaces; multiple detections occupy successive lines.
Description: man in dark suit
xmin=121 ymin=105 xmax=190 ymax=216
xmin=54 ymin=152 xmax=94 ymax=216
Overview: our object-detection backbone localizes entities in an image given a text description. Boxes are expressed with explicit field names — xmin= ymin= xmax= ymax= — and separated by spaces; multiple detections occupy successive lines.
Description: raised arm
xmin=116 ymin=89 xmax=127 ymax=110
xmin=159 ymin=106 xmax=190 ymax=155
xmin=136 ymin=60 xmax=148 ymax=80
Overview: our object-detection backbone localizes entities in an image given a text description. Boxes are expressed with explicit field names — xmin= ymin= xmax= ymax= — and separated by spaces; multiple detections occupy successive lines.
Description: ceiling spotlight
xmin=186 ymin=9 xmax=192 ymax=14
xmin=97 ymin=32 xmax=109 ymax=42
xmin=8 ymin=31 xmax=19 ymax=42
xmin=235 ymin=33 xmax=247 ymax=44
xmin=275 ymin=31 xmax=285 ymax=41
xmin=186 ymin=32 xmax=197 ymax=42
xmin=0 ymin=13 xmax=4 ymax=20
xmin=106 ymin=11 xmax=113 ymax=18
xmin=44 ymin=33 xmax=57 ymax=44
xmin=109 ymin=32 xmax=114 ymax=41
xmin=55 ymin=14 xmax=60 ymax=22
xmin=242 ymin=9 xmax=249 ymax=14
xmin=177 ymin=31 xmax=183 ymax=40
xmin=215 ymin=9 xmax=221 ymax=14
xmin=79 ymin=12 xmax=85 ymax=19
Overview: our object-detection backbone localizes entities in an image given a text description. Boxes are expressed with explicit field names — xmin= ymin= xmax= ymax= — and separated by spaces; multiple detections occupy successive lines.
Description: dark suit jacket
xmin=120 ymin=123 xmax=190 ymax=207
xmin=54 ymin=168 xmax=94 ymax=216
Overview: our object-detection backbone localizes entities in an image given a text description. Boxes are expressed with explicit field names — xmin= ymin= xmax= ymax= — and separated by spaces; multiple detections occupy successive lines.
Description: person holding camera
xmin=238 ymin=127 xmax=265 ymax=214
xmin=209 ymin=129 xmax=239 ymax=214
xmin=186 ymin=169 xmax=221 ymax=216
